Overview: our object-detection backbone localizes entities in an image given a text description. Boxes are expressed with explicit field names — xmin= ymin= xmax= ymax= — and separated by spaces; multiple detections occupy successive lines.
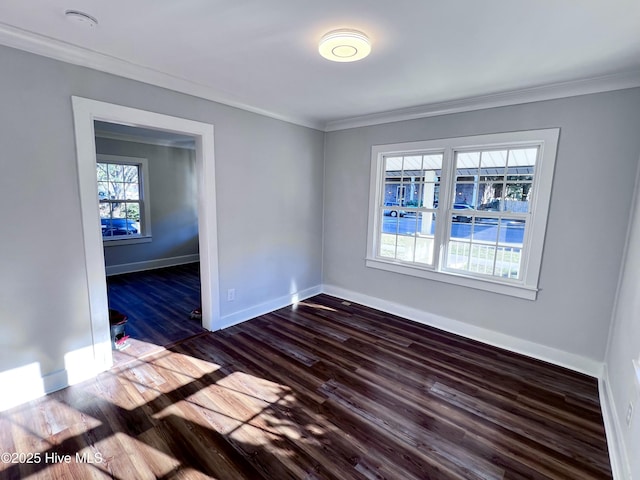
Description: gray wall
xmin=95 ymin=137 xmax=199 ymax=269
xmin=605 ymin=166 xmax=640 ymax=480
xmin=0 ymin=45 xmax=324 ymax=383
xmin=322 ymin=89 xmax=640 ymax=362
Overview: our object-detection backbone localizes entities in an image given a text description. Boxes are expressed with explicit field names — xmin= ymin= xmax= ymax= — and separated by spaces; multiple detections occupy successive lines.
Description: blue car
xmin=101 ymin=218 xmax=138 ymax=236
xmin=383 ymin=202 xmax=406 ymax=217
xmin=452 ymin=203 xmax=474 ymax=222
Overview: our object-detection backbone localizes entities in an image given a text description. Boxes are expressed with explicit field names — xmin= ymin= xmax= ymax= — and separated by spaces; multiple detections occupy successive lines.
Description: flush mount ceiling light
xmin=319 ymin=29 xmax=371 ymax=62
xmin=65 ymin=10 xmax=98 ymax=28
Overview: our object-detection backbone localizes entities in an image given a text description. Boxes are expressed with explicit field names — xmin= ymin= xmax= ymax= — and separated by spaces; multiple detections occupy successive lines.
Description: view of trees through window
xmin=97 ymin=162 xmax=142 ymax=238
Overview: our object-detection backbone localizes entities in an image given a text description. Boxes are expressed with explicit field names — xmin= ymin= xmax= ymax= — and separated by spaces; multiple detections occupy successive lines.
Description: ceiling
xmin=1 ymin=0 xmax=639 ymax=131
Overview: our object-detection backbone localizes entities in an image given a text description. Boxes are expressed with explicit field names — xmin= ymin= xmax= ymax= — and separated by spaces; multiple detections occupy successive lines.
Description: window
xmin=96 ymin=154 xmax=151 ymax=245
xmin=366 ymin=129 xmax=559 ymax=300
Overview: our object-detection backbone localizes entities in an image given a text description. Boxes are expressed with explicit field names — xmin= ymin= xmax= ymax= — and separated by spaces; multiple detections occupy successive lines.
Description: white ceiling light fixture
xmin=319 ymin=29 xmax=371 ymax=62
xmin=65 ymin=10 xmax=98 ymax=28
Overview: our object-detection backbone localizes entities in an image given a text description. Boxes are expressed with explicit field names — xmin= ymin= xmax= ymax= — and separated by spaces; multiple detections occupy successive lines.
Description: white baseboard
xmin=0 ymin=347 xmax=105 ymax=412
xmin=218 ymin=285 xmax=323 ymax=330
xmin=600 ymin=367 xmax=632 ymax=480
xmin=105 ymin=254 xmax=200 ymax=276
xmin=322 ymin=284 xmax=603 ymax=378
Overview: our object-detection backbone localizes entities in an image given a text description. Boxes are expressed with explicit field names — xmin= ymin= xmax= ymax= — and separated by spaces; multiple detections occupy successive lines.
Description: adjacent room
xmin=0 ymin=1 xmax=639 ymax=479
xmin=94 ymin=121 xmax=206 ymax=363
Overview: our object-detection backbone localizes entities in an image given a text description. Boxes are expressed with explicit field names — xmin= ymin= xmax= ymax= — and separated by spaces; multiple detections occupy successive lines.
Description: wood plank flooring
xmin=0 ymin=294 xmax=612 ymax=479
xmin=106 ymin=263 xmax=205 ymax=364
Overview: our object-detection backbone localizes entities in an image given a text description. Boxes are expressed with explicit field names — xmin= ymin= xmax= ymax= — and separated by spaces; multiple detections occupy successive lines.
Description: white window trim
xmin=97 ymin=154 xmax=152 ymax=246
xmin=366 ymin=129 xmax=560 ymax=300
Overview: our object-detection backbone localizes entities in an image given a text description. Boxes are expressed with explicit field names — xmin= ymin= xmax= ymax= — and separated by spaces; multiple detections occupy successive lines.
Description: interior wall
xmin=604 ymin=160 xmax=640 ymax=480
xmin=95 ymin=137 xmax=199 ymax=270
xmin=0 ymin=44 xmax=324 ymax=407
xmin=322 ymin=88 xmax=640 ymax=366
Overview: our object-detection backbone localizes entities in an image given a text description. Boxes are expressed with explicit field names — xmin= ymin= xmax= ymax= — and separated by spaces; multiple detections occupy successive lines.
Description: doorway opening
xmin=72 ymin=97 xmax=220 ymax=375
xmin=94 ymin=122 xmax=205 ymax=365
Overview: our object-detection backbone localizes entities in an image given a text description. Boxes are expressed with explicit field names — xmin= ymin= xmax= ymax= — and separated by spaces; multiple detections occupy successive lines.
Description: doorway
xmin=72 ymin=97 xmax=220 ymax=374
xmin=94 ymin=122 xmax=205 ymax=364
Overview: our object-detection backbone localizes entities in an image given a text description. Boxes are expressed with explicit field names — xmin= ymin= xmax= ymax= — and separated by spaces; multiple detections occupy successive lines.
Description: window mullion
xmin=434 ymin=147 xmax=455 ymax=271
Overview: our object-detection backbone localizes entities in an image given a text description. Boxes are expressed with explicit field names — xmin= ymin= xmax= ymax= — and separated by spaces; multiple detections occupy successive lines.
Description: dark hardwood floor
xmin=0 ymin=295 xmax=612 ymax=479
xmin=106 ymin=263 xmax=205 ymax=364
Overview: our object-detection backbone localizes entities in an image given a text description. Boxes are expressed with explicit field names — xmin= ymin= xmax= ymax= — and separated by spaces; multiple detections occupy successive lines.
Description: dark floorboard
xmin=106 ymin=263 xmax=204 ymax=364
xmin=0 ymin=294 xmax=612 ymax=479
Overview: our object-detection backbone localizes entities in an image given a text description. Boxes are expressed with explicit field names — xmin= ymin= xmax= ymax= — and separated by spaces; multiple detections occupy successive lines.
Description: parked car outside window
xmin=101 ymin=218 xmax=138 ymax=237
xmin=452 ymin=203 xmax=474 ymax=222
xmin=383 ymin=202 xmax=406 ymax=217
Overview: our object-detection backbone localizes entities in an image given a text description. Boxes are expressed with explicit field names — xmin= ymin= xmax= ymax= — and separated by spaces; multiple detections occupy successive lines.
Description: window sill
xmin=365 ymin=257 xmax=538 ymax=300
xmin=103 ymin=236 xmax=152 ymax=247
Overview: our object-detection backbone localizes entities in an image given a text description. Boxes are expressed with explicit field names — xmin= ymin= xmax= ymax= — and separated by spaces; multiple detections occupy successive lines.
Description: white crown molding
xmin=324 ymin=69 xmax=640 ymax=131
xmin=0 ymin=22 xmax=324 ymax=131
xmin=2 ymin=22 xmax=639 ymax=134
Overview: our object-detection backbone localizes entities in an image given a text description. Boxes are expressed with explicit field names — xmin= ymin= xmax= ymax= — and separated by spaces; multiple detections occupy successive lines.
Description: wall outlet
xmin=227 ymin=288 xmax=235 ymax=302
xmin=626 ymin=401 xmax=633 ymax=427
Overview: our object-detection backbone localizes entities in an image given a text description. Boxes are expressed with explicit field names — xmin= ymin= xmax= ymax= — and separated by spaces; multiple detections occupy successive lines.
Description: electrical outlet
xmin=227 ymin=288 xmax=235 ymax=302
xmin=626 ymin=402 xmax=633 ymax=427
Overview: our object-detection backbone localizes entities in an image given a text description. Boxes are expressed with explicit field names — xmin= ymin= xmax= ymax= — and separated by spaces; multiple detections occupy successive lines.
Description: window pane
xmin=97 ymin=163 xmax=108 ymax=181
xmin=447 ymin=241 xmax=470 ymax=270
xmin=456 ymin=151 xmax=480 ymax=169
xmin=417 ymin=154 xmax=441 ymax=208
xmin=446 ymin=217 xmax=525 ymax=279
xmin=418 ymin=211 xmax=436 ymax=236
xmin=385 ymin=156 xmax=403 ymax=173
xmin=125 ymin=183 xmax=139 ymax=200
xmin=508 ymin=148 xmax=537 ymax=167
xmin=99 ymin=203 xmax=113 ymax=238
xmin=123 ymin=165 xmax=138 ymax=184
xmin=380 ymin=233 xmax=397 ymax=259
xmin=124 ymin=202 xmax=140 ymax=222
xmin=108 ymin=164 xmax=124 ymax=182
xmin=477 ymin=183 xmax=502 ymax=211
xmin=399 ymin=213 xmax=417 ymax=236
xmin=396 ymin=235 xmax=416 ymax=262
xmin=403 ymin=155 xmax=422 ymax=173
xmin=480 ymin=150 xmax=507 ymax=171
xmin=494 ymin=246 xmax=522 ymax=279
xmin=504 ymin=183 xmax=532 ymax=212
xmin=415 ymin=212 xmax=436 ymax=265
xmin=454 ymin=152 xmax=478 ymax=206
xmin=469 ymin=244 xmax=496 ymax=275
xmin=97 ymin=181 xmax=109 ymax=201
xmin=499 ymin=218 xmax=525 ymax=246
xmin=109 ymin=182 xmax=125 ymax=200
xmin=415 ymin=237 xmax=435 ymax=265
xmin=450 ymin=218 xmax=473 ymax=240
xmin=472 ymin=217 xmax=499 ymax=243
xmin=382 ymin=213 xmax=398 ymax=235
xmin=383 ymin=181 xmax=402 ymax=206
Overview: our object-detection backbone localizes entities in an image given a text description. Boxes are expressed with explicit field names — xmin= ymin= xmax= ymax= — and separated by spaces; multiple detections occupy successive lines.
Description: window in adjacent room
xmin=366 ymin=129 xmax=559 ymax=300
xmin=97 ymin=154 xmax=151 ymax=245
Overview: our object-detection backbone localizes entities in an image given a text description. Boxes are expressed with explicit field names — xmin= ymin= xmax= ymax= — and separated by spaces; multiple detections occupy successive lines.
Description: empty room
xmin=0 ymin=1 xmax=639 ymax=479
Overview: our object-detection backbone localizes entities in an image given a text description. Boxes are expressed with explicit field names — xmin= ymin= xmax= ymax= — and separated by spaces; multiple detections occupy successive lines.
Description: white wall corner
xmin=321 ymin=284 xmax=603 ymax=378
xmin=218 ymin=285 xmax=323 ymax=331
xmin=599 ymin=366 xmax=632 ymax=480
